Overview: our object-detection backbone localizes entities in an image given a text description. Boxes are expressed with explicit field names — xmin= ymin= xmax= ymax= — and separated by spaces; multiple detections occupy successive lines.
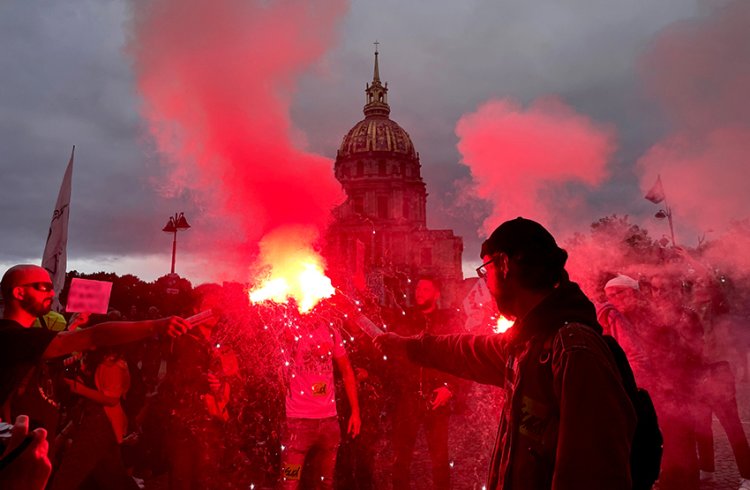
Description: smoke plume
xmin=127 ymin=0 xmax=348 ymax=279
xmin=455 ymin=97 xmax=616 ymax=235
xmin=637 ymin=0 xmax=750 ymax=238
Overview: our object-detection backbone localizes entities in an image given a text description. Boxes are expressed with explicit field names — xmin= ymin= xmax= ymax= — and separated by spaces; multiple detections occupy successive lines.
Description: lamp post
xmin=645 ymin=174 xmax=677 ymax=247
xmin=654 ymin=206 xmax=676 ymax=248
xmin=162 ymin=212 xmax=191 ymax=275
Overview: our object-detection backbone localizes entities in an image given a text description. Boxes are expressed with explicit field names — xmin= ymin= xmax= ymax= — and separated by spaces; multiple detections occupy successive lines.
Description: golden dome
xmin=337 ymin=47 xmax=417 ymax=160
xmin=338 ymin=116 xmax=416 ymax=159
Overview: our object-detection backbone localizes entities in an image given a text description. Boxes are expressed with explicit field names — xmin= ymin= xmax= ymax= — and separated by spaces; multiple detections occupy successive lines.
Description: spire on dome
xmin=364 ymin=41 xmax=390 ymax=118
xmin=373 ymin=40 xmax=381 ymax=82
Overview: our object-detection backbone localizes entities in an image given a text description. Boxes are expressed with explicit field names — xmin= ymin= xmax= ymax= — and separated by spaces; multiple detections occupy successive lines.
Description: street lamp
xmin=645 ymin=175 xmax=677 ymax=247
xmin=162 ymin=212 xmax=191 ymax=275
xmin=653 ymin=207 xmax=676 ymax=247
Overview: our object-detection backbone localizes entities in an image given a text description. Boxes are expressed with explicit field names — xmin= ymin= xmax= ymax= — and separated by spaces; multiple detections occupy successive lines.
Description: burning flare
xmin=249 ymin=261 xmax=334 ymax=313
xmin=248 ymin=226 xmax=335 ymax=313
xmin=494 ymin=315 xmax=515 ymax=334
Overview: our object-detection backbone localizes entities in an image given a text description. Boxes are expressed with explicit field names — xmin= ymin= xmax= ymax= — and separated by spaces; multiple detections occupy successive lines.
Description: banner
xmin=42 ymin=146 xmax=74 ymax=308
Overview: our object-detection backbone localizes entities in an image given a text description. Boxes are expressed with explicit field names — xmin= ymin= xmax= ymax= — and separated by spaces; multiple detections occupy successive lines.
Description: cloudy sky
xmin=1 ymin=0 xmax=747 ymax=284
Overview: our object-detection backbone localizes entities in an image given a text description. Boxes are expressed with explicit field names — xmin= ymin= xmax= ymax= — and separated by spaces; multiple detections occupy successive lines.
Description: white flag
xmin=42 ymin=146 xmax=74 ymax=305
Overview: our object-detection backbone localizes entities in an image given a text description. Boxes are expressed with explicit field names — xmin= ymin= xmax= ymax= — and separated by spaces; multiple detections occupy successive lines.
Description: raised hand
xmin=0 ymin=415 xmax=52 ymax=490
xmin=156 ymin=316 xmax=191 ymax=338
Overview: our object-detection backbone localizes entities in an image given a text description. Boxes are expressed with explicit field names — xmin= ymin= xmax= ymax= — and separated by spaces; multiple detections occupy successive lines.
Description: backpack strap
xmin=536 ymin=325 xmax=634 ymax=401
xmin=600 ymin=335 xmax=638 ymax=396
xmin=37 ymin=315 xmax=49 ymax=330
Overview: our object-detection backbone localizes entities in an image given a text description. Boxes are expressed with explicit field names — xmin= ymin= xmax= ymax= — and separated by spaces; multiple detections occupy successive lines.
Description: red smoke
xmin=637 ymin=0 xmax=750 ymax=238
xmin=455 ymin=97 xmax=616 ymax=234
xmin=127 ymin=0 xmax=347 ymax=279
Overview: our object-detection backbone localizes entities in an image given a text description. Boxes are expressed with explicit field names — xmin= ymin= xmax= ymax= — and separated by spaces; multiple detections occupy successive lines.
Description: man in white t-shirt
xmin=280 ymin=317 xmax=360 ymax=489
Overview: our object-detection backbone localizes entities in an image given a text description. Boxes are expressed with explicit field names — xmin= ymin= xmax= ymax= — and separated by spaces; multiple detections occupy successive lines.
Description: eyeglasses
xmin=20 ymin=282 xmax=54 ymax=293
xmin=476 ymin=258 xmax=496 ymax=279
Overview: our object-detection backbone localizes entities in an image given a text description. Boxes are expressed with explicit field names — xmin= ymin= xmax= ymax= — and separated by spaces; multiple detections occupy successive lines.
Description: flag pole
xmin=664 ymin=199 xmax=677 ymax=248
xmin=659 ymin=175 xmax=677 ymax=247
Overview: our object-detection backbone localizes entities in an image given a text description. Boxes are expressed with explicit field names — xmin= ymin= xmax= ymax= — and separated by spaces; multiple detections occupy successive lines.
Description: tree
xmin=60 ymin=270 xmax=195 ymax=318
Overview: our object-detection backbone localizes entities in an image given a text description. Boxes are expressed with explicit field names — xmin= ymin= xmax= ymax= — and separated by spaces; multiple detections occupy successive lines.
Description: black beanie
xmin=481 ymin=217 xmax=567 ymax=268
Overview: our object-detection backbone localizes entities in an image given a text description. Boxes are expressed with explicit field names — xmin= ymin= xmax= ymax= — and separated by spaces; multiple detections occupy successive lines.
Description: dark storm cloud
xmin=1 ymin=0 xmax=711 ymax=279
xmin=292 ymin=0 xmax=698 ymax=257
xmin=0 ymin=1 xmax=195 ymax=269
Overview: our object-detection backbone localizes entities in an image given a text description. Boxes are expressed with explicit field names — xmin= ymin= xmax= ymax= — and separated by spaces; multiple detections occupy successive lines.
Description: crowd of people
xmin=1 ymin=217 xmax=750 ymax=490
xmin=596 ymin=259 xmax=750 ymax=489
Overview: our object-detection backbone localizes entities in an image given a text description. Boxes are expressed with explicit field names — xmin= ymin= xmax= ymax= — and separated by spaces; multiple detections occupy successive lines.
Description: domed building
xmin=325 ymin=48 xmax=463 ymax=307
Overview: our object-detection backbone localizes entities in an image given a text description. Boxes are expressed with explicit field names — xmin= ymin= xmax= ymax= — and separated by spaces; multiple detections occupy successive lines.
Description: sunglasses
xmin=20 ymin=282 xmax=54 ymax=293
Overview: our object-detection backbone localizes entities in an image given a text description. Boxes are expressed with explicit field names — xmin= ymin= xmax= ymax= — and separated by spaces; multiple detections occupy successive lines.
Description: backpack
xmin=601 ymin=334 xmax=663 ymax=490
xmin=541 ymin=330 xmax=663 ymax=489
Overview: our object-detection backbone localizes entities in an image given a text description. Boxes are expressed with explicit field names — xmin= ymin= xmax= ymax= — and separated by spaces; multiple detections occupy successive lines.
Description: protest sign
xmin=65 ymin=278 xmax=112 ymax=314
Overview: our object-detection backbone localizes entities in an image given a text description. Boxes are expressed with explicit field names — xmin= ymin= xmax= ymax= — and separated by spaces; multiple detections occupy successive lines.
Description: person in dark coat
xmin=376 ymin=217 xmax=635 ymax=490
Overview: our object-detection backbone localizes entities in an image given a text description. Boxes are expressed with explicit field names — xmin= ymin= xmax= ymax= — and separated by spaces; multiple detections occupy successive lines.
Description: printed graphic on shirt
xmin=282 ymin=463 xmax=302 ymax=481
xmin=296 ymin=335 xmax=335 ymax=376
xmin=285 ymin=325 xmax=345 ymax=418
xmin=312 ymin=382 xmax=327 ymax=396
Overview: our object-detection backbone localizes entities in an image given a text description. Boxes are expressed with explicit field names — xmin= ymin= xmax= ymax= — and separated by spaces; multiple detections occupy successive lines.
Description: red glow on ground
xmin=455 ymin=97 xmax=615 ymax=234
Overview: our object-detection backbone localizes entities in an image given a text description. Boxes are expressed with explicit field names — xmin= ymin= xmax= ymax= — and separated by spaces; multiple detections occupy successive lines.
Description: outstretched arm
xmin=43 ymin=316 xmax=189 ymax=359
xmin=375 ymin=332 xmax=508 ymax=386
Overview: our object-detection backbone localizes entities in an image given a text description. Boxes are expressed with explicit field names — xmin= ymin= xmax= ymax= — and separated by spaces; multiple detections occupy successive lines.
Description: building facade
xmin=324 ymin=49 xmax=463 ymax=307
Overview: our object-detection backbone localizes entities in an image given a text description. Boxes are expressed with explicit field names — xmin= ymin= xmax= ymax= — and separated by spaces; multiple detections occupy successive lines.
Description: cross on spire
xmin=364 ymin=42 xmax=389 ymax=117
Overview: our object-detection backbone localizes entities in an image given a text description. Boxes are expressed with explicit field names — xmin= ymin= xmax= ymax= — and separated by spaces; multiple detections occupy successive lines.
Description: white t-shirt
xmin=285 ymin=324 xmax=346 ymax=419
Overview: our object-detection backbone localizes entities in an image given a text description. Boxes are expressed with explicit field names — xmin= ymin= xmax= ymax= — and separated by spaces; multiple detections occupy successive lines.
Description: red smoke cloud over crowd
xmin=124 ymin=0 xmax=749 ymax=285
xmin=455 ymin=97 xmax=616 ymax=234
xmin=637 ymin=0 xmax=750 ymax=239
xmin=127 ymin=0 xmax=347 ymax=278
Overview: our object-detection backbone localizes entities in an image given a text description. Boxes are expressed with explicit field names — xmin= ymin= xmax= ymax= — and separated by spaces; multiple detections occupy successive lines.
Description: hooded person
xmin=375 ymin=217 xmax=635 ymax=490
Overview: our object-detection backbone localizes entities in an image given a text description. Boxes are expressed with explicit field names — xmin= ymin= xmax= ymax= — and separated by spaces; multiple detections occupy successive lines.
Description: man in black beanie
xmin=375 ymin=217 xmax=635 ymax=489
